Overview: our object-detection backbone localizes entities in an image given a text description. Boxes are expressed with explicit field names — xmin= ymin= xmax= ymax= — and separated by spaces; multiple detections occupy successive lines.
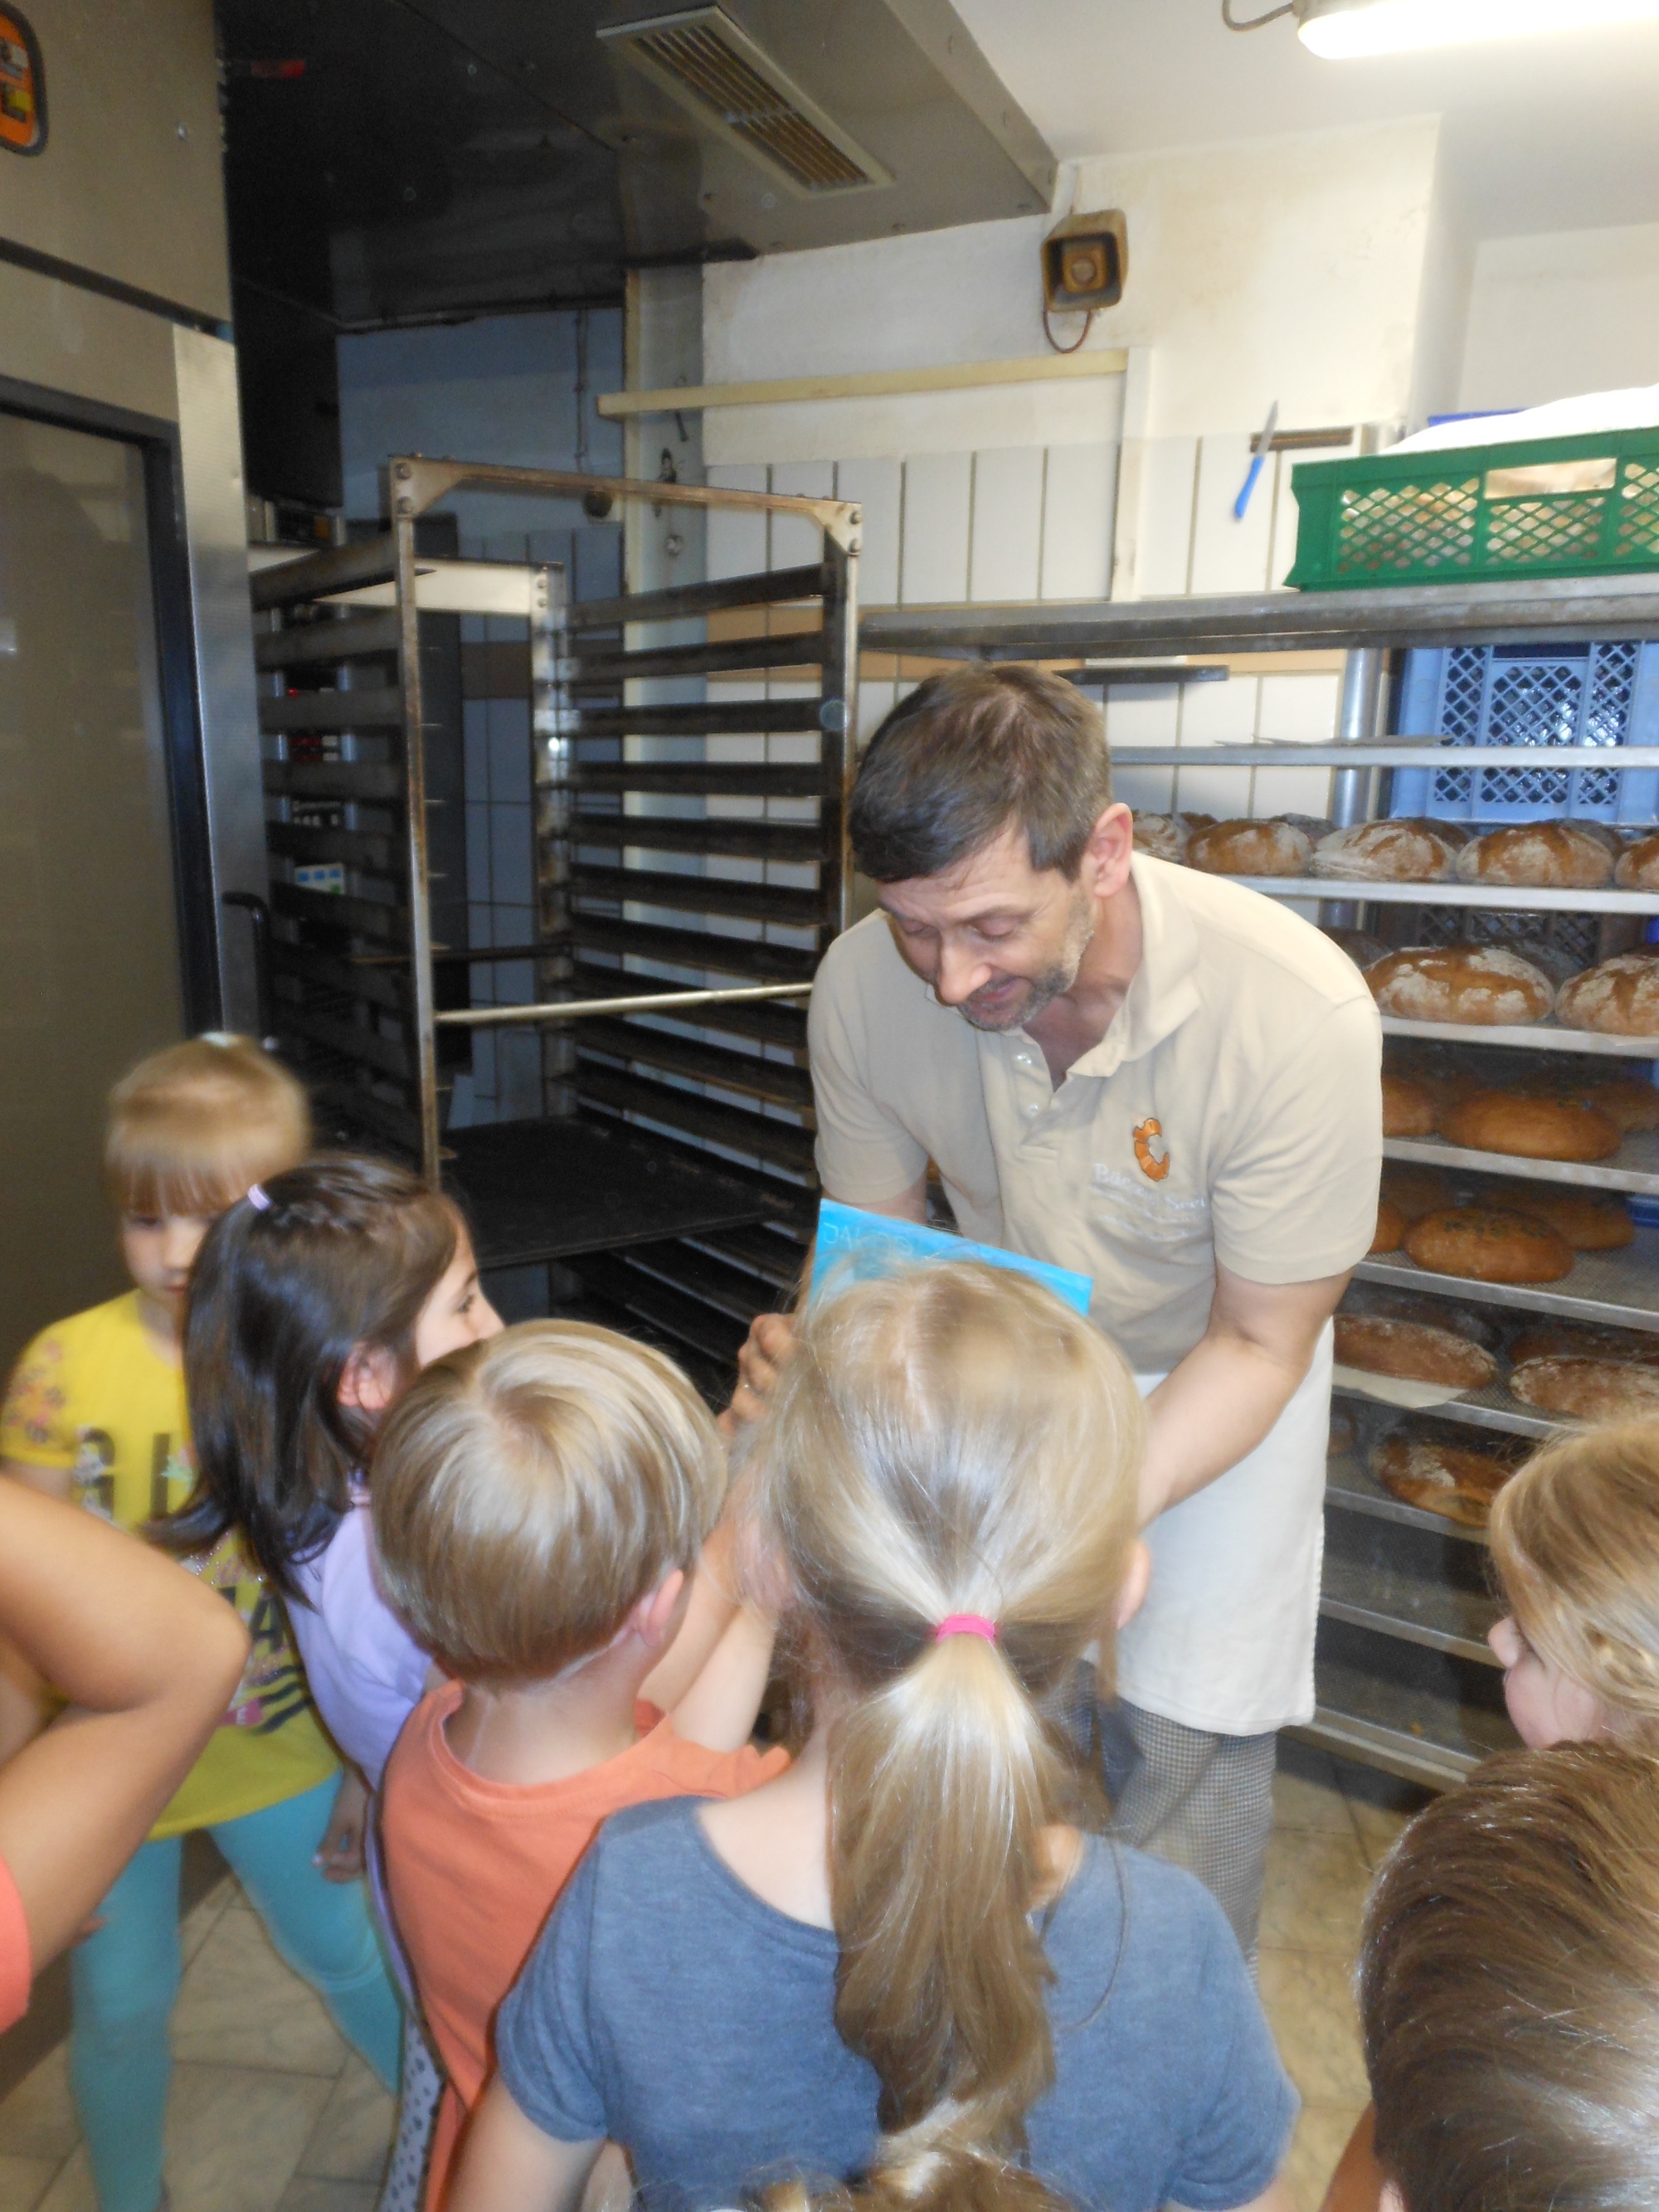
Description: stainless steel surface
xmin=1331 ymin=646 xmax=1383 ymax=832
xmin=436 ymin=982 xmax=815 ymax=1029
xmin=1387 ymin=1130 xmax=1659 ymax=1197
xmin=822 ymin=535 xmax=860 ymax=934
xmin=531 ymin=561 xmax=573 ymax=1116
xmin=1381 ymin=1016 xmax=1659 ymax=1057
xmin=249 ymin=547 xmax=549 ymax=619
xmin=173 ymin=328 xmax=268 ymax=1035
xmin=1333 ymin=1377 xmax=1559 ymax=1442
xmin=860 ymin=573 xmax=1659 ymax=659
xmin=393 ymin=514 xmax=441 ymax=1188
xmin=1287 ymin=1713 xmax=1477 ymax=1791
xmin=1112 ymin=744 xmax=1659 ymax=768
xmin=1358 ymin=1228 xmax=1659 ymax=1332
xmin=1224 ymin=875 xmax=1659 ymax=913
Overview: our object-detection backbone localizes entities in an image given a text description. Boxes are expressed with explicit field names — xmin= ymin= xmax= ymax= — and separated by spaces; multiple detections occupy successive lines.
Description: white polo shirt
xmin=809 ymin=853 xmax=1384 ymax=1732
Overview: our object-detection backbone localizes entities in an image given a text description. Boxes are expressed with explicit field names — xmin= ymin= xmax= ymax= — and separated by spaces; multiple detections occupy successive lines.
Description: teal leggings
xmin=69 ymin=1776 xmax=403 ymax=2212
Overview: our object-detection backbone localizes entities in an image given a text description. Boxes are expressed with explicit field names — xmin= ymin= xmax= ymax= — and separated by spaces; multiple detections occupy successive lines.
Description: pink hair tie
xmin=935 ymin=1614 xmax=998 ymax=1644
xmin=246 ymin=1184 xmax=272 ymax=1213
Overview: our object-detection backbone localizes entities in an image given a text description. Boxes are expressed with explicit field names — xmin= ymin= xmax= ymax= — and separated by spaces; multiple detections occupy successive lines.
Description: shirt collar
xmin=1066 ymin=853 xmax=1202 ymax=1080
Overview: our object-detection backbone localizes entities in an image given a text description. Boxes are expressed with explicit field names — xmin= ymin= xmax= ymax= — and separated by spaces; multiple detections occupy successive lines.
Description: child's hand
xmin=314 ymin=1767 xmax=370 ymax=1882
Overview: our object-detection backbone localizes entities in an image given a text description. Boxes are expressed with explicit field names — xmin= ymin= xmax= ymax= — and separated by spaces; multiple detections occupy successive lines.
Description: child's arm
xmin=638 ymin=1516 xmax=741 ymax=1715
xmin=664 ymin=1604 xmax=777 ymax=1755
xmin=0 ymin=1463 xmax=80 ymax=1766
xmin=0 ymin=1483 xmax=249 ymax=1974
xmin=313 ymin=1765 xmax=371 ymax=1883
xmin=448 ymin=2078 xmax=601 ymax=2212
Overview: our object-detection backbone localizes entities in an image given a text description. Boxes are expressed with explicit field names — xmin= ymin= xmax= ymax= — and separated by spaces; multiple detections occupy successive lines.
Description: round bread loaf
xmin=1435 ymin=1090 xmax=1622 ymax=1163
xmin=1187 ymin=818 xmax=1311 ymax=878
xmin=1368 ymin=946 xmax=1555 ymax=1026
xmin=1381 ymin=1162 xmax=1456 ymax=1221
xmin=1488 ymin=1181 xmax=1632 ymax=1251
xmin=1382 ymin=1072 xmax=1437 ymax=1138
xmin=1404 ymin=1206 xmax=1574 ymax=1284
xmin=1279 ymin=813 xmax=1334 ymax=844
xmin=1455 ymin=821 xmax=1614 ymax=890
xmin=1328 ymin=1403 xmax=1358 ymax=1457
xmin=1321 ymin=926 xmax=1388 ymax=973
xmin=1369 ymin=1425 xmax=1525 ymax=1529
xmin=1311 ymin=819 xmax=1461 ymax=882
xmin=1371 ymin=1198 xmax=1407 ymax=1254
xmin=1509 ymin=1319 xmax=1659 ymax=1369
xmin=1614 ymin=833 xmax=1659 ymax=891
xmin=1582 ymin=1074 xmax=1659 ymax=1131
xmin=1556 ymin=954 xmax=1659 ymax=1037
xmin=1333 ymin=1311 xmax=1498 ymax=1390
xmin=1502 ymin=937 xmax=1584 ymax=987
xmin=1132 ymin=813 xmax=1189 ymax=864
xmin=1510 ymin=1356 xmax=1659 ymax=1424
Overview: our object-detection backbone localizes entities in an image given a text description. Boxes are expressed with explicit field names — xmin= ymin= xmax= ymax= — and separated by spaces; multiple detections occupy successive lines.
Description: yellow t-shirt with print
xmin=0 ymin=1291 xmax=338 ymax=1838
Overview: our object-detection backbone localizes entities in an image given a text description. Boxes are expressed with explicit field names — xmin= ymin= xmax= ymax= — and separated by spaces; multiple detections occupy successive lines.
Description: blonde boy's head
xmin=106 ymin=1036 xmax=312 ymax=1218
xmin=371 ymin=1320 xmax=726 ymax=1685
xmin=1489 ymin=1422 xmax=1659 ymax=1749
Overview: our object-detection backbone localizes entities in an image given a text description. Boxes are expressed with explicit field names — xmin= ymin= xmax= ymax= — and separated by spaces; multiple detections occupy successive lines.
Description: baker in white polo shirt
xmin=731 ymin=662 xmax=1383 ymax=1956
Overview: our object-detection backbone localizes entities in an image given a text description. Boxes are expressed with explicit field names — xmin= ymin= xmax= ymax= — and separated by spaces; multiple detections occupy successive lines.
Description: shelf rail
xmin=434 ymin=982 xmax=814 ymax=1031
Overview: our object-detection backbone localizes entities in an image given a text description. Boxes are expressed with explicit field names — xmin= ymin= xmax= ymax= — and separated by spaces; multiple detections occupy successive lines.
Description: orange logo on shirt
xmin=1133 ymin=1117 xmax=1170 ymax=1182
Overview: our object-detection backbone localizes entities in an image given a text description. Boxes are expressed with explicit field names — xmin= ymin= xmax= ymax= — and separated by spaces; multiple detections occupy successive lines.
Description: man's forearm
xmin=1139 ymin=1331 xmax=1316 ymax=1524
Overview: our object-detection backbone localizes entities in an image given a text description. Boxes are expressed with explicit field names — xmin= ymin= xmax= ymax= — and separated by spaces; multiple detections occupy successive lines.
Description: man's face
xmin=877 ymin=824 xmax=1101 ymax=1033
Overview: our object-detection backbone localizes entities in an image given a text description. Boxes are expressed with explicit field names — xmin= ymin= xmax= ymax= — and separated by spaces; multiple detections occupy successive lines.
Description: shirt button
xmin=1022 ymin=1103 xmax=1040 ymax=1120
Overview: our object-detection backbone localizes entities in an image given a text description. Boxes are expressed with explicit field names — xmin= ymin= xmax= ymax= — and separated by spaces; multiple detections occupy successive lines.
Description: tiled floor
xmin=0 ymin=1739 xmax=1420 ymax=2212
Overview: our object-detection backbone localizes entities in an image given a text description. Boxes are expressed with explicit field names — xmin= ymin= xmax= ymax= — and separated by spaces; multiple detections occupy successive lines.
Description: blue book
xmin=809 ymin=1198 xmax=1093 ymax=1316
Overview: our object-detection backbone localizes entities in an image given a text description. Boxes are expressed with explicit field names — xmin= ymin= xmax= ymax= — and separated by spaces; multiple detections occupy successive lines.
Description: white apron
xmin=1112 ymin=1323 xmax=1333 ymax=1737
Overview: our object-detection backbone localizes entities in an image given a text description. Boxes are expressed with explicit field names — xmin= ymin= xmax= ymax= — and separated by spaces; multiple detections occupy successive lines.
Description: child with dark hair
xmin=0 ymin=1038 xmax=401 ymax=2212
xmin=1360 ymin=1743 xmax=1659 ymax=2212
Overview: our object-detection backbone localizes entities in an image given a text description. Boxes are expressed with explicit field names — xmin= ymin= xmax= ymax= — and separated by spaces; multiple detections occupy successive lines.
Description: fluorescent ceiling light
xmin=1297 ymin=0 xmax=1659 ymax=57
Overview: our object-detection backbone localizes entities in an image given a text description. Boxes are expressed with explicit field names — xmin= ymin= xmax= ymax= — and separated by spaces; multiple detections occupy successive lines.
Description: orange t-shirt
xmin=382 ymin=1682 xmax=789 ymax=2206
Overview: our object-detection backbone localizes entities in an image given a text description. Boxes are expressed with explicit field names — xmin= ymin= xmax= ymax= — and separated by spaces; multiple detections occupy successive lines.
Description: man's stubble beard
xmin=957 ymin=882 xmax=1097 ymax=1034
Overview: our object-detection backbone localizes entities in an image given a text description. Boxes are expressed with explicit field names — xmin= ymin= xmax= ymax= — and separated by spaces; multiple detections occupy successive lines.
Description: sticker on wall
xmin=0 ymin=7 xmax=45 ymax=156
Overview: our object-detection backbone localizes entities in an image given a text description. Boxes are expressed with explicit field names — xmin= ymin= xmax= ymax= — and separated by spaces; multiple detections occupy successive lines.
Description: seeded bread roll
xmin=1322 ymin=926 xmax=1389 ymax=973
xmin=1368 ymin=946 xmax=1555 ymax=1026
xmin=1510 ymin=1357 xmax=1659 ymax=1424
xmin=1371 ymin=1198 xmax=1407 ymax=1254
xmin=1369 ymin=1423 xmax=1526 ymax=1529
xmin=1404 ymin=1206 xmax=1574 ymax=1284
xmin=1381 ymin=1162 xmax=1457 ymax=1221
xmin=1382 ymin=1073 xmax=1438 ymax=1138
xmin=1455 ymin=821 xmax=1614 ymax=890
xmin=1487 ymin=1181 xmax=1633 ymax=1251
xmin=1334 ymin=1298 xmax=1499 ymax=1389
xmin=1187 ymin=818 xmax=1312 ymax=878
xmin=1614 ymin=833 xmax=1659 ymax=891
xmin=1556 ymin=954 xmax=1659 ymax=1037
xmin=1312 ymin=819 xmax=1462 ymax=882
xmin=1435 ymin=1090 xmax=1622 ymax=1163
xmin=1131 ymin=813 xmax=1189 ymax=864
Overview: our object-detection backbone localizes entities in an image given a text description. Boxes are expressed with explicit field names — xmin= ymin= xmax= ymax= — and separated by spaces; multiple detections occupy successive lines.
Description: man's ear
xmin=635 ymin=1568 xmax=688 ymax=1650
xmin=1082 ymin=802 xmax=1135 ymax=900
xmin=1114 ymin=1539 xmax=1152 ymax=1631
xmin=338 ymin=1344 xmax=399 ymax=1417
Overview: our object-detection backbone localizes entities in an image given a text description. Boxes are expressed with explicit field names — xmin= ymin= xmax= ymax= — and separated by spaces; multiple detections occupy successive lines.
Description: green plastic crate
xmin=1287 ymin=425 xmax=1659 ymax=592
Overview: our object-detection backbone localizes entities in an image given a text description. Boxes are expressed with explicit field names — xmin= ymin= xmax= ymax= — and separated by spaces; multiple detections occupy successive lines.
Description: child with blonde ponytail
xmin=450 ymin=1262 xmax=1297 ymax=2212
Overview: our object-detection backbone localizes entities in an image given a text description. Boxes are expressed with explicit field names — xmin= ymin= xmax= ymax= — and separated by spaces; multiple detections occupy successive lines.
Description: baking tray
xmin=1385 ymin=1129 xmax=1659 ymax=1195
xmin=1333 ymin=1375 xmax=1559 ymax=1443
xmin=1380 ymin=1018 xmax=1659 ymax=1057
xmin=1303 ymin=1616 xmax=1515 ymax=1784
xmin=1356 ymin=1228 xmax=1659 ymax=1330
xmin=1233 ymin=875 xmax=1659 ymax=914
xmin=1326 ymin=1450 xmax=1492 ymax=1546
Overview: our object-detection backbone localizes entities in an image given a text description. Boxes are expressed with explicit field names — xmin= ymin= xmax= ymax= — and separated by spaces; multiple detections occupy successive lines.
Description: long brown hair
xmin=740 ymin=1261 xmax=1145 ymax=2212
xmin=1361 ymin=1743 xmax=1659 ymax=2212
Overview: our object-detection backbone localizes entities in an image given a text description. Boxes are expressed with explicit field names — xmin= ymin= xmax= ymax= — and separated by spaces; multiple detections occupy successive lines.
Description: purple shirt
xmin=288 ymin=1489 xmax=429 ymax=1787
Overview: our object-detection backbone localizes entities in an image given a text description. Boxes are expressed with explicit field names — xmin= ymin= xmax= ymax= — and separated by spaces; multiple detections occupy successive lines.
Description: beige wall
xmin=1459 ymin=221 xmax=1659 ymax=414
xmin=0 ymin=0 xmax=228 ymax=330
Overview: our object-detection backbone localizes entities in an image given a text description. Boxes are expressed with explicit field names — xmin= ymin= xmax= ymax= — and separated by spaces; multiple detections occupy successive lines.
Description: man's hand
xmin=722 ymin=1311 xmax=797 ymax=1435
xmin=314 ymin=1766 xmax=370 ymax=1882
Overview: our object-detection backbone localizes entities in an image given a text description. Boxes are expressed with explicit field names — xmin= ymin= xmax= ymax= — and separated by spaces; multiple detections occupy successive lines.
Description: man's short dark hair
xmin=848 ymin=664 xmax=1113 ymax=884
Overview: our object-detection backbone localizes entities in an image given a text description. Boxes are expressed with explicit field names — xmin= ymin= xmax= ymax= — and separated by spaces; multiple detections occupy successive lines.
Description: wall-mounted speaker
xmin=1041 ymin=210 xmax=1127 ymax=313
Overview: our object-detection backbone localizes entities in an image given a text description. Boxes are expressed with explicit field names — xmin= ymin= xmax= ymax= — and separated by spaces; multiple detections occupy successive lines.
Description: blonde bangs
xmin=105 ymin=1038 xmax=311 ymax=1217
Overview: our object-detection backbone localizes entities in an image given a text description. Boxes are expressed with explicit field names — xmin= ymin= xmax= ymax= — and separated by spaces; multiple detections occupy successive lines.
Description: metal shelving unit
xmin=867 ymin=574 xmax=1659 ymax=1791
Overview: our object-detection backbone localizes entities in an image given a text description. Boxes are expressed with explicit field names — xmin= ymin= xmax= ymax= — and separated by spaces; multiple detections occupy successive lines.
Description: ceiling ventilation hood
xmin=600 ymin=7 xmax=893 ymax=197
xmin=598 ymin=0 xmax=1055 ymax=253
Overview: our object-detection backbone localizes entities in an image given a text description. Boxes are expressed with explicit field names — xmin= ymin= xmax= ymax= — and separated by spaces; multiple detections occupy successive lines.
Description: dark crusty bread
xmin=1131 ymin=813 xmax=1188 ymax=863
xmin=1486 ymin=1180 xmax=1633 ymax=1252
xmin=1555 ymin=954 xmax=1659 ymax=1037
xmin=1369 ymin=1422 xmax=1527 ymax=1528
xmin=1335 ymin=1293 xmax=1499 ymax=1388
xmin=1382 ymin=1073 xmax=1437 ymax=1138
xmin=1381 ymin=1162 xmax=1457 ymax=1221
xmin=1311 ymin=819 xmax=1462 ymax=882
xmin=1435 ymin=1090 xmax=1622 ymax=1163
xmin=1404 ymin=1206 xmax=1574 ymax=1284
xmin=1322 ymin=926 xmax=1388 ymax=973
xmin=1455 ymin=821 xmax=1614 ymax=890
xmin=1368 ymin=946 xmax=1555 ymax=1026
xmin=1371 ymin=1198 xmax=1407 ymax=1254
xmin=1187 ymin=818 xmax=1311 ymax=878
xmin=1510 ymin=1357 xmax=1659 ymax=1424
xmin=1507 ymin=1319 xmax=1659 ymax=1369
xmin=1328 ymin=1403 xmax=1358 ymax=1457
xmin=1613 ymin=833 xmax=1659 ymax=891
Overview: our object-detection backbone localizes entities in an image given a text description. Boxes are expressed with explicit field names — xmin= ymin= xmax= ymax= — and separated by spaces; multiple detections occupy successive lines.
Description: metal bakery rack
xmin=864 ymin=572 xmax=1659 ymax=1793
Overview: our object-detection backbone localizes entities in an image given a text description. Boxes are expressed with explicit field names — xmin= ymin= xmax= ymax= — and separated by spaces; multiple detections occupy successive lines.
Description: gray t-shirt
xmin=497 ymin=1799 xmax=1297 ymax=2212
